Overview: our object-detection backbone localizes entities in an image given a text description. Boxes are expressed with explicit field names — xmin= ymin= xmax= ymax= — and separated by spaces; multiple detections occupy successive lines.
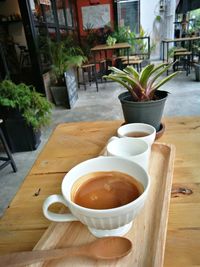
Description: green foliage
xmin=112 ymin=26 xmax=152 ymax=56
xmin=155 ymin=15 xmax=162 ymax=22
xmin=112 ymin=26 xmax=135 ymax=43
xmin=106 ymin=35 xmax=117 ymax=46
xmin=167 ymin=47 xmax=178 ymax=58
xmin=131 ymin=27 xmax=148 ymax=55
xmin=0 ymin=80 xmax=53 ymax=129
xmin=49 ymin=37 xmax=86 ymax=85
xmin=104 ymin=63 xmax=180 ymax=102
xmin=190 ymin=9 xmax=200 ymax=30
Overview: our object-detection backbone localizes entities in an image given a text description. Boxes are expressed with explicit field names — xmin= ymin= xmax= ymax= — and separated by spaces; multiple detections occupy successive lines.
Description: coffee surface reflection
xmin=72 ymin=171 xmax=144 ymax=210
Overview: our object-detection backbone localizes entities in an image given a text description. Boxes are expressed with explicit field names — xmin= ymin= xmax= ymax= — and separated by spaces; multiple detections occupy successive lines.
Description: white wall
xmin=140 ymin=0 xmax=176 ymax=60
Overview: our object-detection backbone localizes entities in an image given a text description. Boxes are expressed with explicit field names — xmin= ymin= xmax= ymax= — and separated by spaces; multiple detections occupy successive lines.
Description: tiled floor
xmin=0 ymin=69 xmax=200 ymax=217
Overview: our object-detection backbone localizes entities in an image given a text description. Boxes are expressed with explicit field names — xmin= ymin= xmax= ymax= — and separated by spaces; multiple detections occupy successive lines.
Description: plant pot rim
xmin=118 ymin=90 xmax=168 ymax=105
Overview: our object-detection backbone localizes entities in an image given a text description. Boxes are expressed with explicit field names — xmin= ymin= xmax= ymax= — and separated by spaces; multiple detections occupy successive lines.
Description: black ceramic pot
xmin=0 ymin=107 xmax=41 ymax=152
xmin=194 ymin=64 xmax=200 ymax=81
xmin=118 ymin=90 xmax=168 ymax=131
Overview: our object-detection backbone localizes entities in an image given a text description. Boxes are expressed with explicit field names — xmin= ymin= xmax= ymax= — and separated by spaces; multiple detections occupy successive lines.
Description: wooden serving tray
xmin=30 ymin=142 xmax=175 ymax=267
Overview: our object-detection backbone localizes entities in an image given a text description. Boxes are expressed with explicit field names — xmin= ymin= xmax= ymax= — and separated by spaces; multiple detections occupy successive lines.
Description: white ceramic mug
xmin=43 ymin=157 xmax=150 ymax=238
xmin=106 ymin=137 xmax=150 ymax=171
xmin=117 ymin=123 xmax=156 ymax=146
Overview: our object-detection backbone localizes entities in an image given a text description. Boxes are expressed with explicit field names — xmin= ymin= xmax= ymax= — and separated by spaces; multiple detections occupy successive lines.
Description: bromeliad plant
xmin=104 ymin=62 xmax=180 ymax=101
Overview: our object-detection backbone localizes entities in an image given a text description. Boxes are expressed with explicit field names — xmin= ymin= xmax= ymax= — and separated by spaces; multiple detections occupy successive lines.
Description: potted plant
xmin=0 ymin=80 xmax=52 ymax=152
xmin=104 ymin=62 xmax=179 ymax=131
xmin=50 ymin=37 xmax=86 ymax=108
xmin=194 ymin=63 xmax=200 ymax=81
xmin=106 ymin=35 xmax=117 ymax=46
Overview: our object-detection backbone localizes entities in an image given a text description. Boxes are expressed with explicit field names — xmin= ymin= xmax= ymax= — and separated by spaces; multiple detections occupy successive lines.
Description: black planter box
xmin=50 ymin=68 xmax=78 ymax=109
xmin=194 ymin=64 xmax=200 ymax=81
xmin=0 ymin=107 xmax=41 ymax=152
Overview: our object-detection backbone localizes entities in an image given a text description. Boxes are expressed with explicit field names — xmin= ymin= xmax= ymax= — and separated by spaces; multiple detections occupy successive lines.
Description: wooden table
xmin=0 ymin=117 xmax=200 ymax=267
xmin=91 ymin=42 xmax=131 ymax=72
xmin=162 ymin=36 xmax=200 ymax=63
xmin=91 ymin=42 xmax=131 ymax=53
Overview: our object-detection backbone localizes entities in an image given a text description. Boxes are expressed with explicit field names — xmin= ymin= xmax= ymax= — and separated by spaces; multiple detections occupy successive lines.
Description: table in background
xmin=91 ymin=42 xmax=131 ymax=58
xmin=0 ymin=117 xmax=200 ymax=267
xmin=162 ymin=36 xmax=200 ymax=63
xmin=91 ymin=42 xmax=131 ymax=74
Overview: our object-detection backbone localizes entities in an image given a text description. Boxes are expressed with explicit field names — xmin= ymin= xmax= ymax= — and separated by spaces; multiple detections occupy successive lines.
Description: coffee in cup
xmin=43 ymin=157 xmax=150 ymax=237
xmin=117 ymin=123 xmax=156 ymax=146
xmin=71 ymin=171 xmax=144 ymax=210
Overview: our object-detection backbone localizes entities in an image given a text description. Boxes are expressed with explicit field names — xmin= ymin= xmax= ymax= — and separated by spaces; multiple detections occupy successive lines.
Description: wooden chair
xmin=173 ymin=51 xmax=192 ymax=75
xmin=77 ymin=63 xmax=99 ymax=92
xmin=95 ymin=59 xmax=107 ymax=82
xmin=0 ymin=119 xmax=17 ymax=172
xmin=121 ymin=56 xmax=143 ymax=72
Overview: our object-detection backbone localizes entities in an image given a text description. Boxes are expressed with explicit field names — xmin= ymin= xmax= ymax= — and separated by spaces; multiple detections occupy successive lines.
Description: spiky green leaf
xmin=124 ymin=65 xmax=139 ymax=79
xmin=139 ymin=64 xmax=155 ymax=87
xmin=108 ymin=66 xmax=126 ymax=75
xmin=148 ymin=62 xmax=177 ymax=88
xmin=103 ymin=75 xmax=139 ymax=101
xmin=149 ymin=62 xmax=170 ymax=76
xmin=153 ymin=71 xmax=180 ymax=91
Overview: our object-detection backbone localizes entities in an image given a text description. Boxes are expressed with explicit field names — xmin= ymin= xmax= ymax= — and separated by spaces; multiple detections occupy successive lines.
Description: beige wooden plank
xmin=0 ymin=230 xmax=44 ymax=254
xmin=0 ymin=117 xmax=200 ymax=267
xmin=30 ymin=121 xmax=121 ymax=175
xmin=164 ymin=229 xmax=200 ymax=267
xmin=168 ymin=203 xmax=200 ymax=229
xmin=28 ymin=143 xmax=175 ymax=267
xmin=171 ymin=183 xmax=200 ymax=203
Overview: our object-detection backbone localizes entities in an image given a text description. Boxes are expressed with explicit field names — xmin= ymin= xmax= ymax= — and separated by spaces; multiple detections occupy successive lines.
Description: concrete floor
xmin=0 ymin=69 xmax=200 ymax=217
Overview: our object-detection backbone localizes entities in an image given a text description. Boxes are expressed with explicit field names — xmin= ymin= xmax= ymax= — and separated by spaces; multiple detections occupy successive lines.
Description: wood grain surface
xmin=0 ymin=117 xmax=200 ymax=267
xmin=27 ymin=143 xmax=174 ymax=267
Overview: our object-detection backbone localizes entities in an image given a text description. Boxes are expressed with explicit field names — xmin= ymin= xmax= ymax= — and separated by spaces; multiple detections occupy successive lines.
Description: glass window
xmin=65 ymin=0 xmax=73 ymax=27
xmin=56 ymin=0 xmax=66 ymax=26
xmin=117 ymin=0 xmax=140 ymax=34
xmin=27 ymin=0 xmax=77 ymax=72
xmin=35 ymin=26 xmax=52 ymax=70
xmin=43 ymin=3 xmax=55 ymax=24
xmin=30 ymin=0 xmax=43 ymax=22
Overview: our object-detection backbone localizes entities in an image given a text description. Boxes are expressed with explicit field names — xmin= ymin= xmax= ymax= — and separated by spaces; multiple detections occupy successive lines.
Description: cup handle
xmin=43 ymin=194 xmax=79 ymax=222
xmin=107 ymin=136 xmax=119 ymax=143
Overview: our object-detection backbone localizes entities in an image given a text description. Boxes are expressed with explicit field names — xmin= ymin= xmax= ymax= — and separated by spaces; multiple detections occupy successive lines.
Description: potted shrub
xmin=50 ymin=37 xmax=86 ymax=108
xmin=0 ymin=80 xmax=52 ymax=152
xmin=104 ymin=62 xmax=179 ymax=131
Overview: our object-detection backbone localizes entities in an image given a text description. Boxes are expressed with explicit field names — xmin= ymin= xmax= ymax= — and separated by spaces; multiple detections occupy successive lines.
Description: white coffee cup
xmin=117 ymin=123 xmax=156 ymax=146
xmin=106 ymin=137 xmax=150 ymax=171
xmin=43 ymin=157 xmax=150 ymax=238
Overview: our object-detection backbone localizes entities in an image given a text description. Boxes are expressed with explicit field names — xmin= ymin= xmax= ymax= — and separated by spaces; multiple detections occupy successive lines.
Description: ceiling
xmin=176 ymin=0 xmax=200 ymax=13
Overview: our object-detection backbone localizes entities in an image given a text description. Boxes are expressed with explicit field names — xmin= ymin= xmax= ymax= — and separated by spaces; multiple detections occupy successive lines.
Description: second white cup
xmin=106 ymin=137 xmax=150 ymax=171
xmin=117 ymin=123 xmax=156 ymax=146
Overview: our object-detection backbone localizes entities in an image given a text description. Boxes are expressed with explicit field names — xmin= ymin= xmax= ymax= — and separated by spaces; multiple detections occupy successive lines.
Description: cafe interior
xmin=0 ymin=0 xmax=200 ymax=266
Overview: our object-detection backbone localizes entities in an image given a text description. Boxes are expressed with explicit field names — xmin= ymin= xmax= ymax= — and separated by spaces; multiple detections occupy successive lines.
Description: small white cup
xmin=117 ymin=123 xmax=156 ymax=146
xmin=43 ymin=157 xmax=150 ymax=238
xmin=106 ymin=137 xmax=150 ymax=171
